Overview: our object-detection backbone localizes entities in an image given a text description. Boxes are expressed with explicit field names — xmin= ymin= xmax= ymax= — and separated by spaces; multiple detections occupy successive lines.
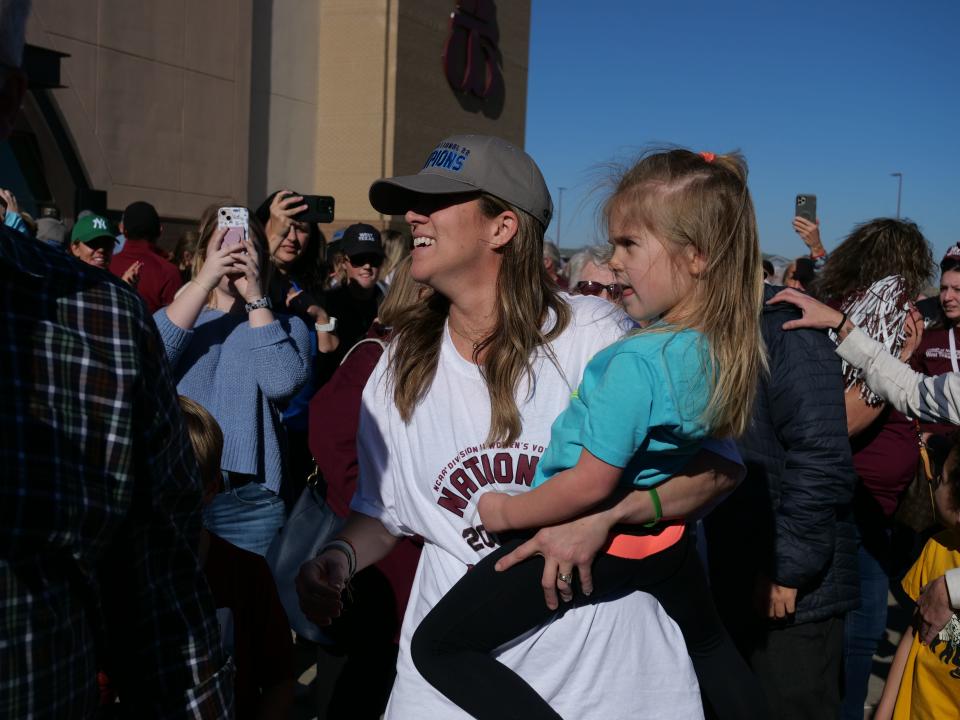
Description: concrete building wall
xmin=23 ymin=0 xmax=530 ymax=237
xmin=247 ymin=0 xmax=320 ymax=207
xmin=26 ymin=0 xmax=253 ymax=221
xmin=392 ymin=0 xmax=529 ymax=182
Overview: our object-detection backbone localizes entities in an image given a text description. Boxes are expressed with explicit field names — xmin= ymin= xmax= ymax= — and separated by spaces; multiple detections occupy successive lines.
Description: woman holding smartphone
xmin=257 ymin=190 xmax=339 ymax=507
xmin=154 ymin=204 xmax=312 ymax=556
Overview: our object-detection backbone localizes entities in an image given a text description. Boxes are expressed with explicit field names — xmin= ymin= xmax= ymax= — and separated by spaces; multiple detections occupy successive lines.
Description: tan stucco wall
xmin=392 ymin=0 xmax=529 ymax=182
xmin=26 ymin=0 xmax=253 ymax=220
xmin=24 ymin=0 xmax=530 ymax=235
xmin=247 ymin=0 xmax=531 ymax=234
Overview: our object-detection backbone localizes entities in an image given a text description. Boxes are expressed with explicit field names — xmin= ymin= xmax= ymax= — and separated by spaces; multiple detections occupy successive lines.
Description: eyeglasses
xmin=575 ymin=280 xmax=623 ymax=299
xmin=347 ymin=253 xmax=383 ymax=268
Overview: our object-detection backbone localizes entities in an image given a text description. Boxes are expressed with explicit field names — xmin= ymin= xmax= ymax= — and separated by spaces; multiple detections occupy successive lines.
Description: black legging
xmin=411 ymin=528 xmax=769 ymax=720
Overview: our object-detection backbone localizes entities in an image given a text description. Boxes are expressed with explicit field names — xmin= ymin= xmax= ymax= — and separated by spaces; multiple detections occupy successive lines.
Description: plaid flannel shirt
xmin=0 ymin=226 xmax=233 ymax=718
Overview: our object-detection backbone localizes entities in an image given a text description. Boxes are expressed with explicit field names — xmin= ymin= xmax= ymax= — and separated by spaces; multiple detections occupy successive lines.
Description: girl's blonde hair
xmin=604 ymin=149 xmax=765 ymax=438
xmin=389 ymin=194 xmax=571 ymax=446
xmin=192 ymin=204 xmax=273 ymax=306
xmin=178 ymin=395 xmax=224 ymax=495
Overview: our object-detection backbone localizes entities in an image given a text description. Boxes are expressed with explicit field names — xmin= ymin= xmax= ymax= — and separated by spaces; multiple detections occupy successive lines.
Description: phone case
xmin=218 ymin=207 xmax=249 ymax=249
xmin=795 ymin=194 xmax=817 ymax=223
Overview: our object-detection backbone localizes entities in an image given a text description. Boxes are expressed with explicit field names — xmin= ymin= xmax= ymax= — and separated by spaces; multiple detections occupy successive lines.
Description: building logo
xmin=442 ymin=0 xmax=503 ymax=100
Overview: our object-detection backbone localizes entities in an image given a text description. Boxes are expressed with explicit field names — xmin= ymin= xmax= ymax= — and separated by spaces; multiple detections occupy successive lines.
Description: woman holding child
xmin=297 ymin=136 xmax=756 ymax=718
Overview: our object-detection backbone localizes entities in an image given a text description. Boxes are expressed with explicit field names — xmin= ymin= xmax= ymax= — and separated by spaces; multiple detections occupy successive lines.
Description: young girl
xmin=410 ymin=149 xmax=768 ymax=719
xmin=875 ymin=434 xmax=960 ymax=720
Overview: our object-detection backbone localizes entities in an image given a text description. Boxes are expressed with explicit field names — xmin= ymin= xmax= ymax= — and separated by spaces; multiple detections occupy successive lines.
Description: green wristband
xmin=643 ymin=487 xmax=662 ymax=528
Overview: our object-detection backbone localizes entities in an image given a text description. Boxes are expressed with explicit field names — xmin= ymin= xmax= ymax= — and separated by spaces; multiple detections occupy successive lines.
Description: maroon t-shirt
xmin=308 ymin=334 xmax=422 ymax=641
xmin=204 ymin=533 xmax=293 ymax=720
xmin=829 ymin=296 xmax=920 ymax=517
xmin=851 ymin=405 xmax=918 ymax=517
xmin=912 ymin=326 xmax=960 ymax=439
xmin=110 ymin=238 xmax=182 ymax=313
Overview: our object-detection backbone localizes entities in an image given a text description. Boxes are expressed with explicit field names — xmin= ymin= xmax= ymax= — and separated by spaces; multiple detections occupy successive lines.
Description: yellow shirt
xmin=894 ymin=530 xmax=960 ymax=720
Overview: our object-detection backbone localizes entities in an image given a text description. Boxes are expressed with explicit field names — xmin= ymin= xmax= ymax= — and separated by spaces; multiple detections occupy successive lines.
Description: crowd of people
xmin=4 ymin=3 xmax=960 ymax=720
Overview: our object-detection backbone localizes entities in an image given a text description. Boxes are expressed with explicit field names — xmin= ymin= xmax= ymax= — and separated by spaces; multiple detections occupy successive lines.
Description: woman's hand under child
xmin=495 ymin=512 xmax=614 ymax=609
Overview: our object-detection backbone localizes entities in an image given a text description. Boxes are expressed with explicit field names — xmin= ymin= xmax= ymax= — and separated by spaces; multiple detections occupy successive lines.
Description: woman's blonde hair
xmin=604 ymin=149 xmax=765 ymax=438
xmin=191 ymin=204 xmax=272 ymax=306
xmin=380 ymin=229 xmax=410 ymax=281
xmin=178 ymin=396 xmax=224 ymax=495
xmin=378 ymin=255 xmax=429 ymax=328
xmin=389 ymin=194 xmax=571 ymax=445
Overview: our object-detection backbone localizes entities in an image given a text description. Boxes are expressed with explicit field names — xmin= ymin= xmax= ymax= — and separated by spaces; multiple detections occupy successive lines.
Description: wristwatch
xmin=315 ymin=317 xmax=337 ymax=333
xmin=244 ymin=296 xmax=272 ymax=313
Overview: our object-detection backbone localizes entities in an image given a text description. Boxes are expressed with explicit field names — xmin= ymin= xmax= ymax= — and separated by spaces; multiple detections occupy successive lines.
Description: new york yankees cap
xmin=369 ymin=134 xmax=553 ymax=228
xmin=71 ymin=214 xmax=116 ymax=245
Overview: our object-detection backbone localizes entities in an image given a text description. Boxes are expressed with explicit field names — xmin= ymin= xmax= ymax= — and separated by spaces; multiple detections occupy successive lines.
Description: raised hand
xmin=792 ymin=216 xmax=823 ymax=254
xmin=192 ymin=227 xmax=242 ymax=293
xmin=121 ymin=260 xmax=143 ymax=287
xmin=267 ymin=190 xmax=308 ymax=242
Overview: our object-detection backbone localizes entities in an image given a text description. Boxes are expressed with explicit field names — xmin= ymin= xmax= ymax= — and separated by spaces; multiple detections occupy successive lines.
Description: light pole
xmin=556 ymin=187 xmax=566 ymax=249
xmin=890 ymin=172 xmax=902 ymax=219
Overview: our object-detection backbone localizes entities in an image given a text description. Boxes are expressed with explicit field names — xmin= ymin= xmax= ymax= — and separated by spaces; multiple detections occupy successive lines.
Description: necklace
xmin=448 ymin=317 xmax=490 ymax=351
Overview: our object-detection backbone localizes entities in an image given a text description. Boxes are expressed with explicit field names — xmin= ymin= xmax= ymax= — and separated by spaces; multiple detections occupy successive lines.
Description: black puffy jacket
xmin=705 ymin=285 xmax=859 ymax=625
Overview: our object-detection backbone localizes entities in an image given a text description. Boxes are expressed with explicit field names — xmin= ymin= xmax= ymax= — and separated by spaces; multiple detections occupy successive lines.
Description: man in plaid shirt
xmin=0 ymin=2 xmax=232 ymax=716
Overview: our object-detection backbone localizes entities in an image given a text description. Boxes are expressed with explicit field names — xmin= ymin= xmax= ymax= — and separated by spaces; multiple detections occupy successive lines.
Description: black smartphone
xmin=915 ymin=296 xmax=943 ymax=329
xmin=795 ymin=194 xmax=817 ymax=223
xmin=291 ymin=194 xmax=335 ymax=224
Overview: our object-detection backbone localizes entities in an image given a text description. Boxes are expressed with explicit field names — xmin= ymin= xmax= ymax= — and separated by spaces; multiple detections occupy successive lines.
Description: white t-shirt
xmin=352 ymin=295 xmax=704 ymax=720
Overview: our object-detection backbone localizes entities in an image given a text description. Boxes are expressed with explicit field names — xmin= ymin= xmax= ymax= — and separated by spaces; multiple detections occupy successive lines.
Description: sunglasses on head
xmin=347 ymin=253 xmax=383 ymax=268
xmin=575 ymin=280 xmax=623 ymax=299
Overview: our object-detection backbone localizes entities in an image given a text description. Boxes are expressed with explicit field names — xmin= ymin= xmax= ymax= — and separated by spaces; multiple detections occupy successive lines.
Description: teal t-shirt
xmin=531 ymin=328 xmax=712 ymax=489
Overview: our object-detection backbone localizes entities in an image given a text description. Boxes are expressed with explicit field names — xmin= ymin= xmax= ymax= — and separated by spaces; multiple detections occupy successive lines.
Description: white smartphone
xmin=217 ymin=206 xmax=248 ymax=250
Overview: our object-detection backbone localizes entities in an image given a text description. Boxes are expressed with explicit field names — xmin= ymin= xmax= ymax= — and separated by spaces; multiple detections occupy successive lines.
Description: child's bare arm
xmin=874 ymin=623 xmax=914 ymax=720
xmin=478 ymin=448 xmax=621 ymax=532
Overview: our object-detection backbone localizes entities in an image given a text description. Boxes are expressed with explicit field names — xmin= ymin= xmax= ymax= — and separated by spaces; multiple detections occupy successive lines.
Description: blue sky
xmin=525 ymin=0 xmax=960 ymax=264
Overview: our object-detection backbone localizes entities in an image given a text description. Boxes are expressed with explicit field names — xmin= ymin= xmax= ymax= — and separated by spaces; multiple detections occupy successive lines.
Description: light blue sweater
xmin=155 ymin=308 xmax=312 ymax=493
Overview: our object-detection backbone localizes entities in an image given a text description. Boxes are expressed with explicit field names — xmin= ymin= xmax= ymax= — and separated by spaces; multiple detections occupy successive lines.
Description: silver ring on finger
xmin=557 ymin=571 xmax=574 ymax=585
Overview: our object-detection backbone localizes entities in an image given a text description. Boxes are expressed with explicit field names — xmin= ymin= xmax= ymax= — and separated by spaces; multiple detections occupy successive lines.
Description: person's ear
xmin=0 ymin=69 xmax=27 ymax=142
xmin=683 ymin=244 xmax=708 ymax=277
xmin=488 ymin=210 xmax=519 ymax=250
xmin=119 ymin=221 xmax=126 ymax=236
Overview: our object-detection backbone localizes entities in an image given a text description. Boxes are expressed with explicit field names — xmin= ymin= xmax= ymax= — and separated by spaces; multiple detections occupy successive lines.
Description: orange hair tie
xmin=699 ymin=151 xmax=716 ymax=163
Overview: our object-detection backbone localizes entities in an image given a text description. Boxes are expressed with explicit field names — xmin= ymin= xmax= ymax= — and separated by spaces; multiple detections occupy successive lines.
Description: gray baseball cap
xmin=369 ymin=134 xmax=553 ymax=228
